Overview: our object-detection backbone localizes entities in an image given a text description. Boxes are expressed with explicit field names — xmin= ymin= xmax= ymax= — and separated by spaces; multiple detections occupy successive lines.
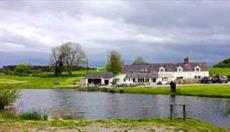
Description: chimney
xmin=184 ymin=57 xmax=189 ymax=64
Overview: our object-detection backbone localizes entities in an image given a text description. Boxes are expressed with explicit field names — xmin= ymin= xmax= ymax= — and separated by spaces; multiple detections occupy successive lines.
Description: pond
xmin=14 ymin=89 xmax=230 ymax=128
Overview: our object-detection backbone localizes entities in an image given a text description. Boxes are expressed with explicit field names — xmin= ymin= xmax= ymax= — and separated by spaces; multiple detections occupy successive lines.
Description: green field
xmin=209 ymin=67 xmax=230 ymax=76
xmin=120 ymin=84 xmax=230 ymax=98
xmin=0 ymin=75 xmax=82 ymax=88
xmin=0 ymin=68 xmax=106 ymax=89
xmin=0 ymin=118 xmax=228 ymax=132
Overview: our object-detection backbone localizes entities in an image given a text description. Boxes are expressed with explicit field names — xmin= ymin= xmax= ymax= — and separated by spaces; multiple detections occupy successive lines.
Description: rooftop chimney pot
xmin=184 ymin=57 xmax=189 ymax=64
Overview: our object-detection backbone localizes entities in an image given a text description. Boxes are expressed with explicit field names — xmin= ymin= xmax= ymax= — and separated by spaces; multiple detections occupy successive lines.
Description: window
xmin=177 ymin=66 xmax=183 ymax=72
xmin=177 ymin=77 xmax=183 ymax=79
xmin=163 ymin=77 xmax=168 ymax=81
xmin=195 ymin=76 xmax=201 ymax=79
xmin=194 ymin=66 xmax=201 ymax=72
xmin=141 ymin=68 xmax=148 ymax=72
xmin=159 ymin=67 xmax=165 ymax=72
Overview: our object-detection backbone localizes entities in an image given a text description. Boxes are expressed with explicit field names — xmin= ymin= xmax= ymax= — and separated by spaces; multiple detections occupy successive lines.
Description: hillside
xmin=214 ymin=58 xmax=230 ymax=68
xmin=209 ymin=68 xmax=230 ymax=77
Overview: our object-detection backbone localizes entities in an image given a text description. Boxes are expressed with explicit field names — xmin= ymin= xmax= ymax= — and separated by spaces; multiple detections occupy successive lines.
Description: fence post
xmin=182 ymin=105 xmax=186 ymax=120
xmin=170 ymin=104 xmax=173 ymax=121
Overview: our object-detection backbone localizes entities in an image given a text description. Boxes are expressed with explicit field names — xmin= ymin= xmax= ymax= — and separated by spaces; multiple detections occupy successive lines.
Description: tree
xmin=106 ymin=50 xmax=123 ymax=74
xmin=14 ymin=64 xmax=32 ymax=76
xmin=50 ymin=42 xmax=86 ymax=76
xmin=50 ymin=47 xmax=64 ymax=76
xmin=61 ymin=43 xmax=86 ymax=75
xmin=132 ymin=57 xmax=148 ymax=65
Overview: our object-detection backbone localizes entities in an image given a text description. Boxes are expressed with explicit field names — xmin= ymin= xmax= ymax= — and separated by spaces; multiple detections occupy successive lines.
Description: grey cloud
xmin=0 ymin=1 xmax=230 ymax=67
xmin=0 ymin=30 xmax=38 ymax=47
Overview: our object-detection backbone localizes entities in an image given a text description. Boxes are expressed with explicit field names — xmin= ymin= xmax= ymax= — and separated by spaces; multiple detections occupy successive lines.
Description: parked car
xmin=228 ymin=76 xmax=230 ymax=82
xmin=201 ymin=77 xmax=211 ymax=84
xmin=211 ymin=76 xmax=228 ymax=83
xmin=157 ymin=81 xmax=163 ymax=85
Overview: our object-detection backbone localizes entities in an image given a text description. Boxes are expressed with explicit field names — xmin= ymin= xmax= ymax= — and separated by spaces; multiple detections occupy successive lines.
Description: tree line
xmin=0 ymin=42 xmax=149 ymax=76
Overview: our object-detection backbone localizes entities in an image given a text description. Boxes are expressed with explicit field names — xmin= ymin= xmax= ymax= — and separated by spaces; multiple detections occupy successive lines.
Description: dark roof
xmin=86 ymin=72 xmax=113 ymax=79
xmin=123 ymin=62 xmax=208 ymax=73
xmin=126 ymin=72 xmax=157 ymax=79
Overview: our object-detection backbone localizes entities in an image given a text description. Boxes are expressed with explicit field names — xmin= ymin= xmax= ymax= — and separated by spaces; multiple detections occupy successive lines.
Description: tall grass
xmin=0 ymin=88 xmax=20 ymax=109
xmin=0 ymin=111 xmax=48 ymax=120
xmin=19 ymin=111 xmax=48 ymax=120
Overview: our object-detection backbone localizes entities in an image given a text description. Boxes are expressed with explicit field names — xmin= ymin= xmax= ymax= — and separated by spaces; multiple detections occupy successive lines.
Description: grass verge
xmin=118 ymin=84 xmax=230 ymax=98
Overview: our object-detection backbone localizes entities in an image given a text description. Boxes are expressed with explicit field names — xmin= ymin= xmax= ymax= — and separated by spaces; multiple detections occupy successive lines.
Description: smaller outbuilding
xmin=85 ymin=72 xmax=114 ymax=86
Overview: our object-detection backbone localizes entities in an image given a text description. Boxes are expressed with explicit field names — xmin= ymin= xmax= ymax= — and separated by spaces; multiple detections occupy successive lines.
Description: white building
xmin=85 ymin=58 xmax=209 ymax=86
xmin=85 ymin=72 xmax=114 ymax=86
xmin=117 ymin=57 xmax=209 ymax=85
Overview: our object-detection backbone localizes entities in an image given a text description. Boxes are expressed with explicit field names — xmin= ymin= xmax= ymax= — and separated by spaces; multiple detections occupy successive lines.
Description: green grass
xmin=209 ymin=67 xmax=230 ymax=77
xmin=49 ymin=118 xmax=229 ymax=131
xmin=121 ymin=84 xmax=230 ymax=98
xmin=0 ymin=75 xmax=78 ymax=88
xmin=32 ymin=68 xmax=107 ymax=77
xmin=0 ymin=118 xmax=228 ymax=132
xmin=18 ymin=111 xmax=48 ymax=120
xmin=0 ymin=69 xmax=108 ymax=89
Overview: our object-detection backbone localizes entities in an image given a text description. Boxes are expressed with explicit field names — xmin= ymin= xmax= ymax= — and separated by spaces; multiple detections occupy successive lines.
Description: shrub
xmin=14 ymin=64 xmax=32 ymax=76
xmin=19 ymin=111 xmax=48 ymax=120
xmin=0 ymin=89 xmax=20 ymax=110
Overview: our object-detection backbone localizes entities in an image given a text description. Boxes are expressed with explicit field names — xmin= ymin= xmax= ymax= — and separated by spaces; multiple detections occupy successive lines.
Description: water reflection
xmin=15 ymin=89 xmax=230 ymax=128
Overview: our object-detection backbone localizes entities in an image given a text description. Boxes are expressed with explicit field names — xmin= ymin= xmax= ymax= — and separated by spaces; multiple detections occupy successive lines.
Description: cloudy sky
xmin=0 ymin=0 xmax=230 ymax=67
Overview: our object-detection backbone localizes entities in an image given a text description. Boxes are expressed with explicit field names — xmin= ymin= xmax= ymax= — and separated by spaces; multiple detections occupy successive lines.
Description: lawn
xmin=122 ymin=84 xmax=230 ymax=98
xmin=209 ymin=67 xmax=230 ymax=77
xmin=0 ymin=118 xmax=228 ymax=132
xmin=0 ymin=68 xmax=107 ymax=89
xmin=0 ymin=75 xmax=80 ymax=88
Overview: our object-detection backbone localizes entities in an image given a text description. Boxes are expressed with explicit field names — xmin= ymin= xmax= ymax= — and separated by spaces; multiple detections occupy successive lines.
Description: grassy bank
xmin=0 ymin=118 xmax=228 ymax=132
xmin=119 ymin=84 xmax=230 ymax=98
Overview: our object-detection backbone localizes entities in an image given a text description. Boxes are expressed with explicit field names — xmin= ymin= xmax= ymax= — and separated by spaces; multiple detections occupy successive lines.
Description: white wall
xmin=111 ymin=71 xmax=209 ymax=85
xmin=172 ymin=71 xmax=209 ymax=80
xmin=114 ymin=74 xmax=128 ymax=84
xmin=157 ymin=71 xmax=209 ymax=83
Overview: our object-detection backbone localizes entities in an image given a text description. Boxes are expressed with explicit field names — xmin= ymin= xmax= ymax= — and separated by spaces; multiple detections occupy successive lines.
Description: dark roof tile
xmin=86 ymin=72 xmax=113 ymax=79
xmin=123 ymin=62 xmax=208 ymax=73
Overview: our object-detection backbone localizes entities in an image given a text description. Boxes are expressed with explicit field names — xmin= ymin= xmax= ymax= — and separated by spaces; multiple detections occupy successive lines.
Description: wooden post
xmin=182 ymin=105 xmax=186 ymax=120
xmin=170 ymin=104 xmax=173 ymax=121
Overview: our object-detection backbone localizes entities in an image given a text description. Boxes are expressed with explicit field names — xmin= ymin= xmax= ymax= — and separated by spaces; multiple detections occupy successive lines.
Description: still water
xmin=14 ymin=89 xmax=230 ymax=128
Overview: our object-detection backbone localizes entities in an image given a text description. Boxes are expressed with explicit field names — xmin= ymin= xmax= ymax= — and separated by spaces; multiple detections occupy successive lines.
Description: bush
xmin=14 ymin=64 xmax=32 ymax=76
xmin=0 ymin=89 xmax=20 ymax=110
xmin=19 ymin=111 xmax=48 ymax=120
xmin=0 ymin=110 xmax=17 ymax=119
